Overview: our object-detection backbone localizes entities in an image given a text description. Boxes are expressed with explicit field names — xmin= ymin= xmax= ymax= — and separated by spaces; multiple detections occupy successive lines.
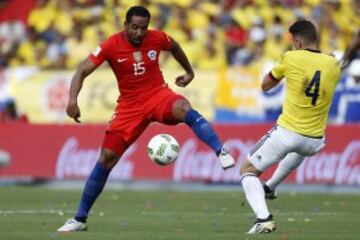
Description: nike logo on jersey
xmin=92 ymin=46 xmax=101 ymax=57
xmin=117 ymin=58 xmax=128 ymax=63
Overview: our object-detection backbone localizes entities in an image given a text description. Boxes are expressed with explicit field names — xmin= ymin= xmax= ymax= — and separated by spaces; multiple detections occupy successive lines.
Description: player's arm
xmin=66 ymin=58 xmax=98 ymax=123
xmin=263 ymin=53 xmax=286 ymax=91
xmin=261 ymin=72 xmax=281 ymax=92
xmin=169 ymin=37 xmax=194 ymax=87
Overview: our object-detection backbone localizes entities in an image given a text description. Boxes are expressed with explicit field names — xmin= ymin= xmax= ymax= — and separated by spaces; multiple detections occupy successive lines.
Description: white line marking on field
xmin=138 ymin=211 xmax=348 ymax=216
xmin=0 ymin=209 xmax=75 ymax=215
xmin=0 ymin=210 xmax=350 ymax=217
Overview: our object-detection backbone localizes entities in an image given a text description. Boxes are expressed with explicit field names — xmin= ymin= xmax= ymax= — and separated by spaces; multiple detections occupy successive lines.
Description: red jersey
xmin=89 ymin=30 xmax=173 ymax=100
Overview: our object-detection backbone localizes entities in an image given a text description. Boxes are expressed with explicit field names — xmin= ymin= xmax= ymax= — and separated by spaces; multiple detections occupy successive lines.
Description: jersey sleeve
xmin=271 ymin=53 xmax=287 ymax=81
xmin=88 ymin=38 xmax=112 ymax=66
xmin=158 ymin=31 xmax=173 ymax=50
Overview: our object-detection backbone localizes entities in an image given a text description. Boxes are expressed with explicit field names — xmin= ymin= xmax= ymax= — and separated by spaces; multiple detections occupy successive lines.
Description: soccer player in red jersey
xmin=58 ymin=6 xmax=235 ymax=232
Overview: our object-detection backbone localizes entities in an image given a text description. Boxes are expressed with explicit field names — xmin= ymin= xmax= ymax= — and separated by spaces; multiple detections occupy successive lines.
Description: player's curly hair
xmin=126 ymin=6 xmax=151 ymax=23
xmin=289 ymin=20 xmax=317 ymax=43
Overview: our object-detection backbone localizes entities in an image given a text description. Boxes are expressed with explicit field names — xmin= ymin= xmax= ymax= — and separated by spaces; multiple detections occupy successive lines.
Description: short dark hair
xmin=289 ymin=20 xmax=317 ymax=43
xmin=126 ymin=6 xmax=151 ymax=23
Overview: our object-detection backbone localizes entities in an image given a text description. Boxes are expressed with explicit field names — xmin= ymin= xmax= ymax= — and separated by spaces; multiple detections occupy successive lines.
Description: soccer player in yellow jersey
xmin=239 ymin=20 xmax=341 ymax=234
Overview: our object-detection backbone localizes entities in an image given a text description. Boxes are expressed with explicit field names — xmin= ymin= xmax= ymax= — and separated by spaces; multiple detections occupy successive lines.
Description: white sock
xmin=266 ymin=153 xmax=304 ymax=190
xmin=241 ymin=174 xmax=270 ymax=219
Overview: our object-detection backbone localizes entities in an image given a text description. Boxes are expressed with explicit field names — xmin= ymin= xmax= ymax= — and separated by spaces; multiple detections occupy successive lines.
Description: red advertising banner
xmin=0 ymin=123 xmax=359 ymax=185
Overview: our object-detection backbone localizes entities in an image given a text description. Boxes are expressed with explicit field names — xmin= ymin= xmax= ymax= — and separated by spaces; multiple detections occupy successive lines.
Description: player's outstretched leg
xmin=264 ymin=153 xmax=304 ymax=199
xmin=184 ymin=108 xmax=235 ymax=169
xmin=58 ymin=149 xmax=120 ymax=232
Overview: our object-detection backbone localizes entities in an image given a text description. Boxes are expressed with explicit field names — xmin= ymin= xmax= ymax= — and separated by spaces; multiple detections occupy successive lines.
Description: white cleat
xmin=57 ymin=218 xmax=87 ymax=232
xmin=218 ymin=148 xmax=235 ymax=170
xmin=247 ymin=216 xmax=276 ymax=234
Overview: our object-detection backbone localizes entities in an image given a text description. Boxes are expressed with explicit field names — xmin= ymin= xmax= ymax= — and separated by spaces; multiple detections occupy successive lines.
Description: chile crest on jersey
xmin=133 ymin=51 xmax=143 ymax=62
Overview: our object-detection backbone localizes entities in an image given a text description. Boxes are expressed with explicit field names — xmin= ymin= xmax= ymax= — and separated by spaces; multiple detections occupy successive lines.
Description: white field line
xmin=0 ymin=209 xmax=75 ymax=215
xmin=0 ymin=209 xmax=349 ymax=216
xmin=139 ymin=211 xmax=349 ymax=216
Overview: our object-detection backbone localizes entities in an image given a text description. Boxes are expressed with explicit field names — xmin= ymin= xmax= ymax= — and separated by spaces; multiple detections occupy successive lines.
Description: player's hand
xmin=66 ymin=100 xmax=81 ymax=123
xmin=175 ymin=72 xmax=194 ymax=87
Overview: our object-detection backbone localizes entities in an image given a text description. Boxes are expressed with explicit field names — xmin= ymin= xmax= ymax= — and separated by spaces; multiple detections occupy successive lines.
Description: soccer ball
xmin=147 ymin=134 xmax=180 ymax=165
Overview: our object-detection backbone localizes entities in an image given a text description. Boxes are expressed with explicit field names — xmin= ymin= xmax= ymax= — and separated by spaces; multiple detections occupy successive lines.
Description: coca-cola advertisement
xmin=0 ymin=123 xmax=359 ymax=185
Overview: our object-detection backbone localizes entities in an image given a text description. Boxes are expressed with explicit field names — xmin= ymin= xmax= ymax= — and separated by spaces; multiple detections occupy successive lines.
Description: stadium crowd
xmin=0 ymin=0 xmax=360 ymax=123
xmin=1 ymin=0 xmax=359 ymax=69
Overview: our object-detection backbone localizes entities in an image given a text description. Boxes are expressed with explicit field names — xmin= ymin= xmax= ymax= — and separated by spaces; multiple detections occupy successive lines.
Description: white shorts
xmin=248 ymin=125 xmax=326 ymax=172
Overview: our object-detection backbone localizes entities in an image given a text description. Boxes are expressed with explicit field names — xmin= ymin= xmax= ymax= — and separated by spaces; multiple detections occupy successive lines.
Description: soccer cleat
xmin=218 ymin=148 xmax=235 ymax=169
xmin=264 ymin=184 xmax=277 ymax=200
xmin=247 ymin=215 xmax=276 ymax=234
xmin=57 ymin=218 xmax=87 ymax=232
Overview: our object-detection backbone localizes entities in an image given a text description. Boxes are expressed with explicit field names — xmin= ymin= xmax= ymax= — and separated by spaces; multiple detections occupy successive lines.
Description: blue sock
xmin=75 ymin=162 xmax=110 ymax=223
xmin=185 ymin=109 xmax=223 ymax=155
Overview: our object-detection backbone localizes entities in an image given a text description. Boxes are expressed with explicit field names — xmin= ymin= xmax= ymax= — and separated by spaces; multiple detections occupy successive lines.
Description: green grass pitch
xmin=0 ymin=186 xmax=359 ymax=240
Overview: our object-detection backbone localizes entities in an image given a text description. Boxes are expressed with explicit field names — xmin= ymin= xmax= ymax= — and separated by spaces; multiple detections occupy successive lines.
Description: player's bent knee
xmin=240 ymin=159 xmax=261 ymax=176
xmin=172 ymin=99 xmax=191 ymax=121
xmin=99 ymin=148 xmax=121 ymax=169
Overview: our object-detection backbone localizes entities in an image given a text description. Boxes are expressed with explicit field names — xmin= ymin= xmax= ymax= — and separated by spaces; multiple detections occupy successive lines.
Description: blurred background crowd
xmin=0 ymin=0 xmax=360 ymax=124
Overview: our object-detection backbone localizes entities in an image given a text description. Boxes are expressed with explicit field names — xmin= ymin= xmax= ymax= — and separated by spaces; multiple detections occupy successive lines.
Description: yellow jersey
xmin=271 ymin=49 xmax=340 ymax=137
